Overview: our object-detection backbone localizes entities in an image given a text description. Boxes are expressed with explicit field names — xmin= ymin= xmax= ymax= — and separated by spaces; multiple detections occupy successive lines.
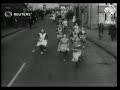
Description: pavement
xmin=1 ymin=15 xmax=117 ymax=87
xmin=1 ymin=27 xmax=26 ymax=38
xmin=1 ymin=20 xmax=39 ymax=38
xmin=85 ymin=29 xmax=117 ymax=59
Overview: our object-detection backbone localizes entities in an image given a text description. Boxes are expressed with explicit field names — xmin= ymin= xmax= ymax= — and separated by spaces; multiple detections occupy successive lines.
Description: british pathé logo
xmin=104 ymin=4 xmax=116 ymax=24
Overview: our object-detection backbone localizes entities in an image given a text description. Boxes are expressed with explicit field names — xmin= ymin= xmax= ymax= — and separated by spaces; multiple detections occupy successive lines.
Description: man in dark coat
xmin=98 ymin=23 xmax=104 ymax=39
xmin=28 ymin=16 xmax=33 ymax=29
xmin=109 ymin=24 xmax=116 ymax=41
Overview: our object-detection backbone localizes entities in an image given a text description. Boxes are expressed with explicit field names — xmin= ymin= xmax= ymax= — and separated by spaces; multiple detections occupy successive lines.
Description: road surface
xmin=2 ymin=15 xmax=117 ymax=87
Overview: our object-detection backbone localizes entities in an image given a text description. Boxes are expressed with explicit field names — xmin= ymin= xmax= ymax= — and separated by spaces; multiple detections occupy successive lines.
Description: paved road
xmin=2 ymin=15 xmax=117 ymax=87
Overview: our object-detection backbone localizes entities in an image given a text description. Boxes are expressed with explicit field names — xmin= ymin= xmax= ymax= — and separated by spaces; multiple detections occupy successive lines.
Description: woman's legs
xmin=63 ymin=50 xmax=68 ymax=61
xmin=39 ymin=45 xmax=46 ymax=53
xmin=39 ymin=45 xmax=43 ymax=52
xmin=59 ymin=50 xmax=68 ymax=61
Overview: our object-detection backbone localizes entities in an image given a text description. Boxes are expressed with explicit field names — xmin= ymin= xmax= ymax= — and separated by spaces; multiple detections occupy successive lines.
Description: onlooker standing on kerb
xmin=98 ymin=23 xmax=104 ymax=39
xmin=108 ymin=24 xmax=117 ymax=41
xmin=28 ymin=16 xmax=33 ymax=29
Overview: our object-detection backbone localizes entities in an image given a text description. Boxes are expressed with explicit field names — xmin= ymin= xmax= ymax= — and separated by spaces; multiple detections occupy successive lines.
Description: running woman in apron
xmin=72 ymin=37 xmax=83 ymax=63
xmin=57 ymin=34 xmax=70 ymax=61
xmin=36 ymin=29 xmax=48 ymax=54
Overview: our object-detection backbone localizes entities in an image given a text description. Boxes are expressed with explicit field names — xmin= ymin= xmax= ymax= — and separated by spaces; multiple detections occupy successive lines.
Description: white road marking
xmin=7 ymin=62 xmax=26 ymax=87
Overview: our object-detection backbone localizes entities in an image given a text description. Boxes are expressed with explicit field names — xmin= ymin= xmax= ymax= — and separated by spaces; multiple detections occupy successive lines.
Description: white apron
xmin=59 ymin=44 xmax=69 ymax=52
xmin=36 ymin=33 xmax=47 ymax=47
xmin=58 ymin=38 xmax=69 ymax=52
xmin=72 ymin=42 xmax=82 ymax=62
xmin=73 ymin=50 xmax=82 ymax=62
